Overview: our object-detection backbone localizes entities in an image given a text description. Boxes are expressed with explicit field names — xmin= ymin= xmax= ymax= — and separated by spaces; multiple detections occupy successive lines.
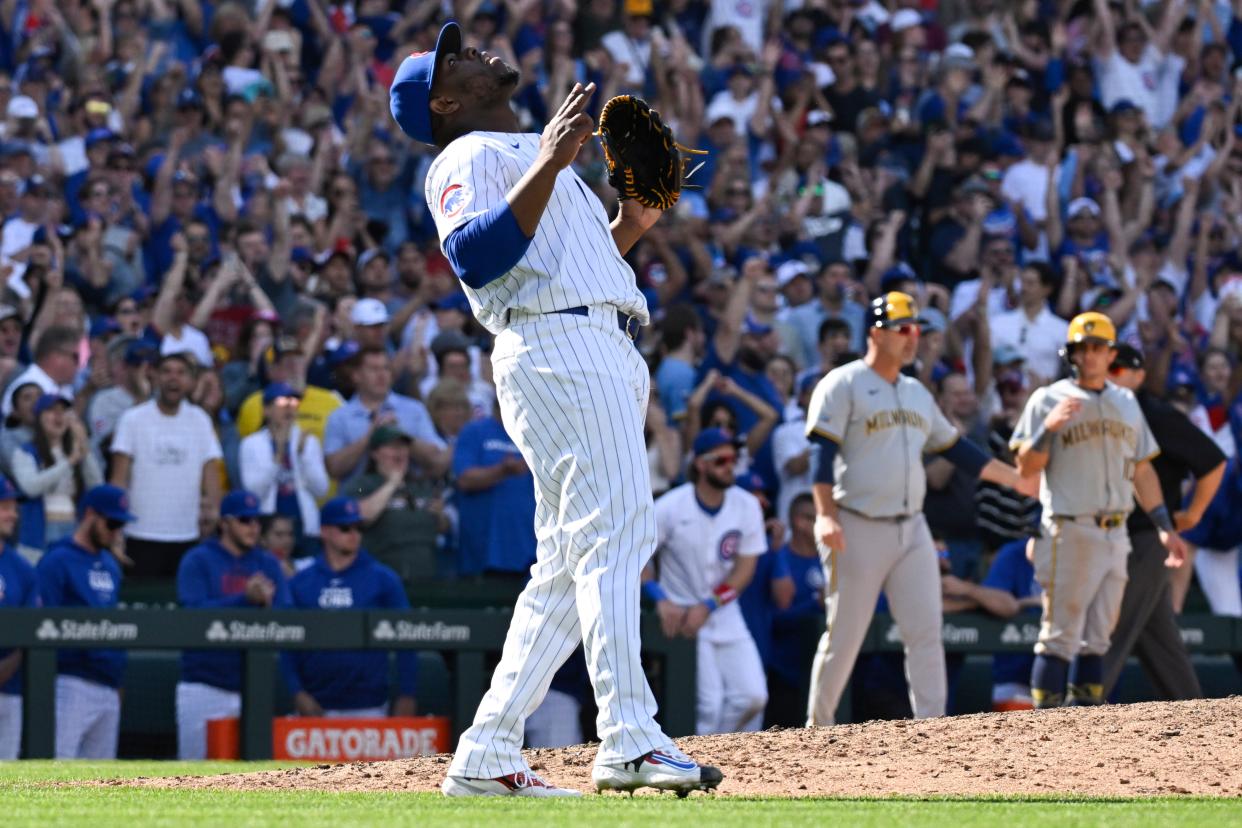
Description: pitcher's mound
xmin=127 ymin=697 xmax=1242 ymax=797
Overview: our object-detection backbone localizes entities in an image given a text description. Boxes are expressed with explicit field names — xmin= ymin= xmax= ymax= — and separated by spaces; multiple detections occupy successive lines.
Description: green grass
xmin=2 ymin=761 xmax=1241 ymax=827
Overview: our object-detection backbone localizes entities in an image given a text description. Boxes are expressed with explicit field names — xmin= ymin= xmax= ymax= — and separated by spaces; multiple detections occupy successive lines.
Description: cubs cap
xmin=693 ymin=428 xmax=734 ymax=457
xmin=33 ymin=393 xmax=71 ymax=416
xmin=83 ymin=484 xmax=137 ymax=523
xmin=320 ymin=496 xmax=363 ymax=527
xmin=263 ymin=382 xmax=302 ymax=405
xmin=221 ymin=490 xmax=263 ymax=519
xmin=89 ymin=316 xmax=121 ymax=339
xmin=390 ymin=22 xmax=462 ymax=146
xmin=433 ymin=292 xmax=471 ymax=314
xmin=0 ymin=474 xmax=17 ymax=501
xmin=870 ymin=291 xmax=922 ymax=329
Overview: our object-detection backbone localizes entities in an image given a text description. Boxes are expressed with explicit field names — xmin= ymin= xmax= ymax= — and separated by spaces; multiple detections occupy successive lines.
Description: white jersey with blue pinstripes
xmin=424 ymin=131 xmax=650 ymax=335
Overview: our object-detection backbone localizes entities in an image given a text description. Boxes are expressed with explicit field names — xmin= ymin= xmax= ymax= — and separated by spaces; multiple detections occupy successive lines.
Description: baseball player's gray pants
xmin=806 ymin=510 xmax=946 ymax=726
xmin=448 ymin=307 xmax=667 ymax=779
xmin=1033 ymin=517 xmax=1130 ymax=661
xmin=1101 ymin=529 xmax=1201 ymax=700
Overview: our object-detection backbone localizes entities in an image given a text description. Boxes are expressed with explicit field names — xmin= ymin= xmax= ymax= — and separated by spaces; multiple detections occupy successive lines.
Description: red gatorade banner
xmin=206 ymin=716 xmax=450 ymax=760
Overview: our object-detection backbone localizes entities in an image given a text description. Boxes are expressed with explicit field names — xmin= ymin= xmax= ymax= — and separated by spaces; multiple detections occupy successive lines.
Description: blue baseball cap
xmin=433 ymin=291 xmax=471 ymax=314
xmin=742 ymin=313 xmax=773 ymax=336
xmin=123 ymin=339 xmax=158 ymax=366
xmin=83 ymin=484 xmax=137 ymax=523
xmin=85 ymin=128 xmax=115 ymax=149
xmin=34 ymin=393 xmax=71 ymax=417
xmin=89 ymin=316 xmax=121 ymax=339
xmin=798 ymin=373 xmax=822 ymax=395
xmin=320 ymin=496 xmax=363 ymax=527
xmin=328 ymin=340 xmax=361 ymax=368
xmin=0 ymin=474 xmax=18 ymax=501
xmin=263 ymin=382 xmax=302 ymax=405
xmin=693 ymin=427 xmax=734 ymax=458
xmin=390 ymin=22 xmax=462 ymax=146
xmin=220 ymin=490 xmax=262 ymax=519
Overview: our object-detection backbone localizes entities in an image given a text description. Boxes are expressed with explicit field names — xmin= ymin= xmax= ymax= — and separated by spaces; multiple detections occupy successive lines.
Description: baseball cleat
xmin=441 ymin=770 xmax=581 ymax=797
xmin=593 ymin=747 xmax=724 ymax=796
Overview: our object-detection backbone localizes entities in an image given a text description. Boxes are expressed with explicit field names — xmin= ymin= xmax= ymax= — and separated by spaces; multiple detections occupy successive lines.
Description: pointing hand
xmin=540 ymin=82 xmax=596 ymax=171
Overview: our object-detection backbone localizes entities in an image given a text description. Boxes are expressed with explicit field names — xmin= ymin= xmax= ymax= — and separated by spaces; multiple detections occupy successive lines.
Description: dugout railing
xmin=2 ymin=609 xmax=1238 ymax=759
xmin=0 ymin=607 xmax=697 ymax=759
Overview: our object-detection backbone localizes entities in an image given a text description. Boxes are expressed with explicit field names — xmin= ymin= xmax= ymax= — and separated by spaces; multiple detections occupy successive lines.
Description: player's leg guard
xmin=1030 ymin=654 xmax=1069 ymax=708
xmin=1067 ymin=654 xmax=1104 ymax=705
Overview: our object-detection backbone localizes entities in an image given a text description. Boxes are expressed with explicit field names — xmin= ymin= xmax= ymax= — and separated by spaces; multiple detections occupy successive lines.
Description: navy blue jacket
xmin=282 ymin=551 xmax=417 ymax=710
xmin=36 ymin=538 xmax=125 ymax=688
xmin=0 ymin=543 xmax=38 ymax=694
xmin=177 ymin=538 xmax=290 ymax=691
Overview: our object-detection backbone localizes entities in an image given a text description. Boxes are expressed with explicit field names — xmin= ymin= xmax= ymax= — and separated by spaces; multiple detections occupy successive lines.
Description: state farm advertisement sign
xmin=272 ymin=717 xmax=449 ymax=761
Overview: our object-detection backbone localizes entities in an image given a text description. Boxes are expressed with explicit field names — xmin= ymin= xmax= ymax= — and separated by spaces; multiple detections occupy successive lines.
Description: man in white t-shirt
xmin=110 ymin=351 xmax=223 ymax=578
xmin=990 ymin=263 xmax=1069 ymax=383
xmin=1093 ymin=0 xmax=1180 ymax=125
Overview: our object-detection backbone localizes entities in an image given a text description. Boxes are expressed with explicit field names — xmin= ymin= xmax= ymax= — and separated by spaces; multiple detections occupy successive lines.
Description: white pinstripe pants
xmin=448 ymin=307 xmax=669 ymax=778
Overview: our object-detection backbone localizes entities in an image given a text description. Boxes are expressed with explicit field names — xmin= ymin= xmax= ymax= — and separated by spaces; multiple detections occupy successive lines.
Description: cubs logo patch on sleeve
xmin=439 ymin=183 xmax=471 ymax=219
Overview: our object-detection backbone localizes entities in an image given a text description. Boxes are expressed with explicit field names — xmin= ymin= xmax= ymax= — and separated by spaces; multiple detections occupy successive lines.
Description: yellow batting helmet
xmin=1066 ymin=311 xmax=1116 ymax=347
xmin=870 ymin=291 xmax=921 ymax=329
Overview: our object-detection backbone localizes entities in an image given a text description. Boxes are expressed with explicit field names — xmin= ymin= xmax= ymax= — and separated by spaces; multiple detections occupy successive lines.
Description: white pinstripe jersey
xmin=424 ymin=132 xmax=650 ymax=335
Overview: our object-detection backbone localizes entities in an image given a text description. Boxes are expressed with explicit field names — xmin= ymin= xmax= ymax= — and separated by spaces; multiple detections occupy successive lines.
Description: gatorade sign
xmin=271 ymin=717 xmax=449 ymax=761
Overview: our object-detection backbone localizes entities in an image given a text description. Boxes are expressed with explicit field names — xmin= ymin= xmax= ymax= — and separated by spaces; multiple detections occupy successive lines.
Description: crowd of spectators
xmin=4 ymin=0 xmax=1242 ymax=750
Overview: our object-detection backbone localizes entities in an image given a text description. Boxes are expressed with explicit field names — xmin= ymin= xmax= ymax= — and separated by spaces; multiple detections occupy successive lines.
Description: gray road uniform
xmin=803 ymin=359 xmax=973 ymax=726
xmin=1010 ymin=380 xmax=1158 ymax=667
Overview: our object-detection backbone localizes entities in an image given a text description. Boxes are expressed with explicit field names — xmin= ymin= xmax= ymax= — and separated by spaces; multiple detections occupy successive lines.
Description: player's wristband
xmin=642 ymin=581 xmax=669 ymax=603
xmin=1028 ymin=423 xmax=1053 ymax=452
xmin=1147 ymin=504 xmax=1174 ymax=532
xmin=707 ymin=584 xmax=738 ymax=613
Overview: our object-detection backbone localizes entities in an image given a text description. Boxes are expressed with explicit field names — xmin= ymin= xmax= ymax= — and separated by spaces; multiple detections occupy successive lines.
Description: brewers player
xmin=1011 ymin=313 xmax=1187 ymax=708
xmin=644 ymin=428 xmax=769 ymax=736
xmin=36 ymin=484 xmax=135 ymax=759
xmin=175 ymin=490 xmax=290 ymax=760
xmin=804 ymin=292 xmax=1034 ymax=726
xmin=391 ymin=22 xmax=721 ymax=796
xmin=0 ymin=475 xmax=36 ymax=759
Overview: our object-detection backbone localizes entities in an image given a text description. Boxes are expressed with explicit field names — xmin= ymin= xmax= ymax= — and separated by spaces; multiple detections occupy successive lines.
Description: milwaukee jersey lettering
xmin=1011 ymin=379 xmax=1157 ymax=517
xmin=804 ymin=360 xmax=959 ymax=517
xmin=425 ymin=132 xmax=649 ymax=335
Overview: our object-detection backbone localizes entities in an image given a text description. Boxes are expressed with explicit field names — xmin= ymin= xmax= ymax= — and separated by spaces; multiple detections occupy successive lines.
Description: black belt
xmin=839 ymin=505 xmax=915 ymax=524
xmin=551 ymin=306 xmax=641 ymax=340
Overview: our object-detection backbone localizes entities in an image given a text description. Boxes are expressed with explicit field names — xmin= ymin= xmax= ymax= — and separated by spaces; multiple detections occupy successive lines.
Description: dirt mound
xmin=120 ymin=698 xmax=1242 ymax=797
